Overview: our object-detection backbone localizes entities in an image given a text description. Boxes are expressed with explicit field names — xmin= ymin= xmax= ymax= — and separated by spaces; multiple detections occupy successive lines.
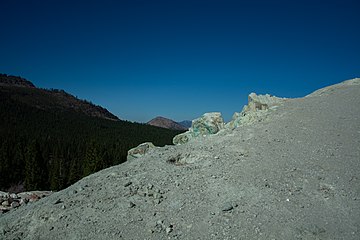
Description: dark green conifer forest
xmin=0 ymin=82 xmax=182 ymax=192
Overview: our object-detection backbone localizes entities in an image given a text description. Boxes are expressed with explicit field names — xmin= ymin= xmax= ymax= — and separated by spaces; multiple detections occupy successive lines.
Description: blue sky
xmin=1 ymin=0 xmax=359 ymax=122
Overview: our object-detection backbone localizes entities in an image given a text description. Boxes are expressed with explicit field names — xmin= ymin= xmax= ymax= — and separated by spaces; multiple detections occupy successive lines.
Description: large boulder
xmin=245 ymin=93 xmax=285 ymax=112
xmin=191 ymin=112 xmax=224 ymax=137
xmin=127 ymin=142 xmax=156 ymax=160
xmin=226 ymin=93 xmax=286 ymax=130
xmin=173 ymin=112 xmax=224 ymax=145
xmin=173 ymin=132 xmax=193 ymax=145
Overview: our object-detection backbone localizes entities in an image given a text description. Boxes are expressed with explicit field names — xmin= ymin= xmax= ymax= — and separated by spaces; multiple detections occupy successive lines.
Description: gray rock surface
xmin=1 ymin=78 xmax=359 ymax=240
xmin=226 ymin=93 xmax=286 ymax=130
xmin=0 ymin=191 xmax=52 ymax=213
xmin=127 ymin=142 xmax=156 ymax=160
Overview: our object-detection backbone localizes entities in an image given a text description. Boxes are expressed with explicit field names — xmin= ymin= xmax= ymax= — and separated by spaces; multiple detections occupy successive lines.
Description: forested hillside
xmin=0 ymin=78 xmax=183 ymax=192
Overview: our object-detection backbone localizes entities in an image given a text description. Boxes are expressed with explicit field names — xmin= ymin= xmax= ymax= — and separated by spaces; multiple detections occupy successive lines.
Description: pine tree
xmin=0 ymin=141 xmax=10 ymax=189
xmin=83 ymin=141 xmax=102 ymax=177
xmin=24 ymin=141 xmax=46 ymax=190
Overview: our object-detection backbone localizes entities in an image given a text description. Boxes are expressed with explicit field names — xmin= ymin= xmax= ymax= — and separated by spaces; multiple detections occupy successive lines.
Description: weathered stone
xmin=127 ymin=142 xmax=156 ymax=160
xmin=166 ymin=226 xmax=173 ymax=234
xmin=173 ymin=112 xmax=225 ymax=145
xmin=191 ymin=112 xmax=224 ymax=137
xmin=0 ymin=191 xmax=9 ymax=198
xmin=1 ymin=200 xmax=10 ymax=207
xmin=10 ymin=201 xmax=20 ymax=208
xmin=226 ymin=93 xmax=286 ymax=130
xmin=10 ymin=193 xmax=19 ymax=199
xmin=124 ymin=182 xmax=132 ymax=187
xmin=245 ymin=93 xmax=283 ymax=111
xmin=19 ymin=198 xmax=28 ymax=205
xmin=221 ymin=202 xmax=234 ymax=212
xmin=0 ymin=205 xmax=10 ymax=213
xmin=173 ymin=132 xmax=192 ymax=145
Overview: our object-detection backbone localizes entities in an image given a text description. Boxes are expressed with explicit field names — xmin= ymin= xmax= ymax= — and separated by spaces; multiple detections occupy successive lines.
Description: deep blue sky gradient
xmin=1 ymin=0 xmax=359 ymax=122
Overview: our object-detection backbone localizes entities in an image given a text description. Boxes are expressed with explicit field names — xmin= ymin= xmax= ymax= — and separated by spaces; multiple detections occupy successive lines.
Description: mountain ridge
xmin=0 ymin=73 xmax=36 ymax=88
xmin=0 ymin=74 xmax=119 ymax=121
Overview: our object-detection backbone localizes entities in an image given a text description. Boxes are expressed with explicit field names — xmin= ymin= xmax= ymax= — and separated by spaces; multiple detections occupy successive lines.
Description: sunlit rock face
xmin=127 ymin=142 xmax=156 ymax=160
xmin=173 ymin=94 xmax=287 ymax=144
xmin=245 ymin=93 xmax=285 ymax=111
xmin=226 ymin=93 xmax=286 ymax=130
xmin=191 ymin=112 xmax=224 ymax=137
xmin=173 ymin=112 xmax=224 ymax=145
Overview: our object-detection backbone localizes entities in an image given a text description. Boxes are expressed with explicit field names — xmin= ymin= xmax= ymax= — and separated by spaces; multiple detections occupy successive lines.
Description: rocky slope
xmin=147 ymin=116 xmax=188 ymax=130
xmin=1 ymin=78 xmax=359 ymax=240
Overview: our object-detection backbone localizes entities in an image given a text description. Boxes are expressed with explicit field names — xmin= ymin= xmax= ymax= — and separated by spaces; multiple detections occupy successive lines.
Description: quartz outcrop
xmin=173 ymin=93 xmax=286 ymax=144
xmin=226 ymin=93 xmax=286 ymax=129
xmin=173 ymin=112 xmax=224 ymax=145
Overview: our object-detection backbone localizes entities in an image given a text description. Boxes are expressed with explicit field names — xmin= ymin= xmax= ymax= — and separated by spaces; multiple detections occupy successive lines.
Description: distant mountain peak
xmin=147 ymin=116 xmax=188 ymax=131
xmin=178 ymin=120 xmax=192 ymax=129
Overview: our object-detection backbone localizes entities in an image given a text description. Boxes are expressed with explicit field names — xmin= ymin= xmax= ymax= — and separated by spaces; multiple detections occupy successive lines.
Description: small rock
xmin=129 ymin=202 xmax=136 ymax=208
xmin=0 ymin=206 xmax=10 ymax=213
xmin=124 ymin=181 xmax=132 ymax=187
xmin=0 ymin=191 xmax=9 ymax=198
xmin=166 ymin=226 xmax=173 ymax=234
xmin=54 ymin=199 xmax=63 ymax=205
xmin=10 ymin=193 xmax=18 ymax=199
xmin=28 ymin=194 xmax=40 ymax=202
xmin=10 ymin=201 xmax=20 ymax=208
xmin=1 ymin=200 xmax=10 ymax=207
xmin=20 ymin=198 xmax=28 ymax=205
xmin=221 ymin=202 xmax=233 ymax=212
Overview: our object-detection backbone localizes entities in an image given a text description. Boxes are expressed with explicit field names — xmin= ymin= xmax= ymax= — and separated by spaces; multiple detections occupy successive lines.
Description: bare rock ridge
xmin=147 ymin=116 xmax=188 ymax=130
xmin=1 ymin=78 xmax=359 ymax=240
